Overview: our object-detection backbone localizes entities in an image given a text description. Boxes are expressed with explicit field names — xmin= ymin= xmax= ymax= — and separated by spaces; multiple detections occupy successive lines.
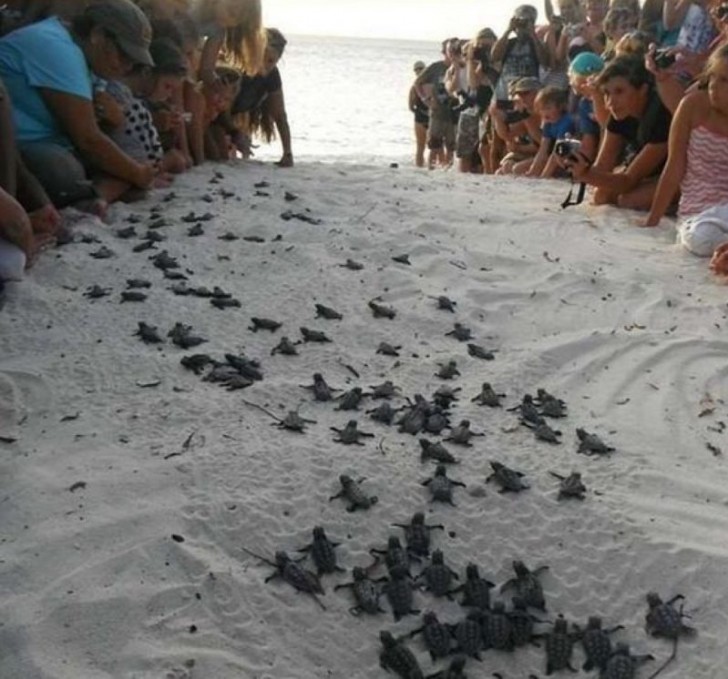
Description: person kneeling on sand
xmin=494 ymin=77 xmax=542 ymax=175
xmin=645 ymin=45 xmax=728 ymax=265
xmin=560 ymin=55 xmax=672 ymax=211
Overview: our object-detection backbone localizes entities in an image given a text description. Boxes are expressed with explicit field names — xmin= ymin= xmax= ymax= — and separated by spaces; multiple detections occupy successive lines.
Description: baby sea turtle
xmin=249 ymin=317 xmax=282 ymax=332
xmin=169 ymin=283 xmax=192 ymax=296
xmin=523 ymin=418 xmax=563 ymax=444
xmin=90 ymin=245 xmax=115 ymax=259
xmin=163 ymin=269 xmax=186 ymax=280
xmin=483 ymin=601 xmax=514 ymax=651
xmin=377 ymin=342 xmax=401 ymax=357
xmin=471 ymin=382 xmax=506 ymax=407
xmin=242 ymin=548 xmax=326 ymax=610
xmin=435 ymin=360 xmax=460 ymax=380
xmin=382 ymin=565 xmax=420 ymax=622
xmin=577 ymin=428 xmax=615 ymax=455
xmin=132 ymin=240 xmax=155 ymax=253
xmin=210 ymin=297 xmax=241 ymax=309
xmin=335 ymin=387 xmax=364 ymax=411
xmin=334 ymin=566 xmax=385 ymax=615
xmin=379 ymin=630 xmax=422 ymax=677
xmin=224 ymin=354 xmax=263 ymax=381
xmin=432 ymin=386 xmax=461 ymax=409
xmin=391 ymin=253 xmax=411 ymax=265
xmin=454 ymin=611 xmax=485 ymax=660
xmin=187 ymin=223 xmax=204 ymax=237
xmin=550 ymin=471 xmax=587 ymax=500
xmin=369 ymin=299 xmax=397 ymax=319
xmin=392 ymin=511 xmax=444 ymax=557
xmin=422 ymin=464 xmax=466 ymax=506
xmin=331 ymin=420 xmax=374 ymax=445
xmin=339 ymin=258 xmax=364 ymax=270
xmin=424 ymin=407 xmax=450 ymax=435
xmin=426 ymin=656 xmax=467 ymax=679
xmin=144 ymin=229 xmax=165 ymax=243
xmin=126 ymin=278 xmax=151 ymax=289
xmin=271 ymin=336 xmax=298 ymax=356
xmin=419 ymin=439 xmax=459 ymax=465
xmin=168 ymin=323 xmax=207 ymax=349
xmin=410 ymin=611 xmax=452 ymax=661
xmin=135 ymin=321 xmax=164 ymax=344
xmin=115 ymin=225 xmax=136 ymax=239
xmin=301 ymin=373 xmax=338 ymax=401
xmin=601 ymin=643 xmax=654 ymax=679
xmin=544 ymin=615 xmax=577 ymax=674
xmin=573 ymin=616 xmax=624 ymax=672
xmin=509 ymin=596 xmax=543 ymax=647
xmin=368 ymin=380 xmax=398 ymax=400
xmin=120 ymin=290 xmax=147 ymax=303
xmin=445 ymin=420 xmax=484 ymax=447
xmin=644 ymin=592 xmax=695 ymax=677
xmin=502 ymin=560 xmax=549 ymax=611
xmin=452 ymin=563 xmax=495 ymax=611
xmin=431 ymin=295 xmax=457 ymax=312
xmin=486 ymin=461 xmax=529 ymax=493
xmin=300 ymin=327 xmax=332 ymax=343
xmin=397 ymin=396 xmax=429 ymax=436
xmin=84 ymin=284 xmax=110 ymax=299
xmin=370 ymin=536 xmax=413 ymax=575
xmin=314 ymin=303 xmax=343 ymax=320
xmin=445 ymin=323 xmax=472 ymax=342
xmin=150 ymin=250 xmax=178 ymax=270
xmin=204 ymin=365 xmax=252 ymax=391
xmin=417 ymin=549 xmax=459 ymax=598
xmin=467 ymin=343 xmax=495 ymax=360
xmin=180 ymin=353 xmax=214 ymax=375
xmin=329 ymin=475 xmax=377 ymax=512
xmin=509 ymin=394 xmax=542 ymax=424
xmin=274 ymin=411 xmax=316 ymax=433
xmin=297 ymin=526 xmax=344 ymax=576
xmin=540 ymin=397 xmax=568 ymax=419
xmin=368 ymin=402 xmax=399 ymax=425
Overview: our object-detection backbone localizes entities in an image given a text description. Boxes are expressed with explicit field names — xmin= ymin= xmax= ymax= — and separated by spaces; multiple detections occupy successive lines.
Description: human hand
xmin=133 ymin=163 xmax=156 ymax=189
xmin=639 ymin=214 xmax=660 ymax=228
xmin=560 ymin=151 xmax=591 ymax=181
xmin=29 ymin=203 xmax=62 ymax=237
xmin=0 ymin=189 xmax=34 ymax=260
xmin=709 ymin=242 xmax=728 ymax=276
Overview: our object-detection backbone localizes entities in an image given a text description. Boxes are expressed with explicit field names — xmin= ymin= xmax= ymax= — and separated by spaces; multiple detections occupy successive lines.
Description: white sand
xmin=1 ymin=162 xmax=728 ymax=679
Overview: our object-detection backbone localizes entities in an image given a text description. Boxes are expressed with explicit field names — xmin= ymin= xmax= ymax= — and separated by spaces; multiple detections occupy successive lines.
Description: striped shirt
xmin=679 ymin=126 xmax=728 ymax=217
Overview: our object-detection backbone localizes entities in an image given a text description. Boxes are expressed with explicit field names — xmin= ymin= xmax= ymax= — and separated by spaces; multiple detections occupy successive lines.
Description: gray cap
xmin=509 ymin=76 xmax=542 ymax=95
xmin=85 ymin=0 xmax=154 ymax=67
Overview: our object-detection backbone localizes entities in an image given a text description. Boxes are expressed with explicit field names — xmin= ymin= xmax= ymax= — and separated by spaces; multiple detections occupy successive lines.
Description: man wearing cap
xmin=0 ymin=0 xmax=157 ymax=209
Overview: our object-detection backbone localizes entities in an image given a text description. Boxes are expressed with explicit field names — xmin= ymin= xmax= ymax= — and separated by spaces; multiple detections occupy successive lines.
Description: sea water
xmin=256 ymin=34 xmax=442 ymax=165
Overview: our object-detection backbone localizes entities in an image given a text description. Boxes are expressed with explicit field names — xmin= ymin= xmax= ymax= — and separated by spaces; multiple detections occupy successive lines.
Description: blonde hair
xmin=219 ymin=0 xmax=266 ymax=74
xmin=702 ymin=43 xmax=728 ymax=86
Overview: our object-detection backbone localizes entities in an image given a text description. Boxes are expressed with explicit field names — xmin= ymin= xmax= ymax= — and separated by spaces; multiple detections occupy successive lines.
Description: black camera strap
xmin=561 ymin=180 xmax=586 ymax=209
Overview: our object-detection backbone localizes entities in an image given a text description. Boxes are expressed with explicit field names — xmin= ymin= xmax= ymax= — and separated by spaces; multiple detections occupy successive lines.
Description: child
xmin=525 ymin=86 xmax=576 ymax=177
xmin=568 ymin=51 xmax=605 ymax=161
xmin=646 ymin=45 xmax=728 ymax=262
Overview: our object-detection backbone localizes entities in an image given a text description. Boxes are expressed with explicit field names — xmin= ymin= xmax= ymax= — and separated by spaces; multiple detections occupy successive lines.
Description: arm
xmin=40 ymin=89 xmax=152 ymax=187
xmin=544 ymin=0 xmax=555 ymax=23
xmin=530 ymin=28 xmax=551 ymax=69
xmin=408 ymin=85 xmax=418 ymax=113
xmin=268 ymin=89 xmax=293 ymax=165
xmin=580 ymin=142 xmax=668 ymax=194
xmin=645 ymin=95 xmax=695 ymax=225
xmin=444 ymin=64 xmax=458 ymax=96
xmin=663 ymin=0 xmax=692 ymax=30
xmin=197 ymin=34 xmax=224 ymax=86
xmin=526 ymin=135 xmax=551 ymax=177
xmin=491 ymin=29 xmax=513 ymax=65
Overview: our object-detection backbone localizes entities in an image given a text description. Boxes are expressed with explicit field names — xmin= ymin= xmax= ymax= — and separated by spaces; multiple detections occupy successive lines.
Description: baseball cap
xmin=510 ymin=76 xmax=542 ymax=95
xmin=569 ymin=51 xmax=605 ymax=76
xmin=413 ymin=60 xmax=426 ymax=72
xmin=85 ymin=0 xmax=154 ymax=67
xmin=149 ymin=38 xmax=187 ymax=75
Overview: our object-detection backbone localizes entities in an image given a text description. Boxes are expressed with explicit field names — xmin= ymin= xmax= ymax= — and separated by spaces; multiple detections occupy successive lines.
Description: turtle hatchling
xmin=417 ymin=549 xmax=459 ymax=598
xmin=435 ymin=360 xmax=460 ymax=380
xmin=471 ymin=382 xmax=506 ymax=407
xmin=431 ymin=295 xmax=457 ymax=312
xmin=424 ymin=407 xmax=450 ymax=435
xmin=150 ymin=250 xmax=178 ymax=270
xmin=540 ymin=396 xmax=568 ymax=419
xmin=126 ymin=278 xmax=151 ymax=289
xmin=271 ymin=336 xmax=298 ymax=356
xmin=422 ymin=464 xmax=466 ymax=506
xmin=445 ymin=323 xmax=472 ymax=342
xmin=550 ymin=471 xmax=587 ymax=500
xmin=314 ymin=303 xmax=343 ymax=320
xmin=84 ymin=284 xmax=110 ymax=299
xmin=426 ymin=656 xmax=467 ymax=679
xmin=379 ymin=630 xmax=422 ymax=677
xmin=275 ymin=410 xmax=316 ymax=433
xmin=467 ymin=343 xmax=495 ymax=360
xmin=392 ymin=511 xmax=444 ymax=557
xmin=397 ymin=395 xmax=429 ymax=435
xmin=454 ymin=611 xmax=485 ymax=660
xmin=453 ymin=563 xmax=495 ymax=611
xmin=502 ymin=560 xmax=549 ymax=611
xmin=419 ymin=439 xmax=459 ymax=465
xmin=368 ymin=402 xmax=399 ymax=425
xmin=486 ymin=461 xmax=529 ymax=493
xmin=90 ymin=245 xmax=114 ymax=259
xmin=369 ymin=300 xmax=397 ymax=319
xmin=329 ymin=474 xmax=377 ymax=512
xmin=509 ymin=394 xmax=542 ymax=424
xmin=334 ymin=566 xmax=385 ymax=615
xmin=377 ymin=342 xmax=401 ymax=356
xmin=339 ymin=258 xmax=364 ymax=270
xmin=574 ymin=616 xmax=624 ymax=672
xmin=544 ymin=616 xmax=577 ymax=675
xmin=210 ymin=297 xmax=241 ymax=309
xmin=523 ymin=418 xmax=562 ymax=444
xmin=509 ymin=596 xmax=542 ymax=648
xmin=249 ymin=317 xmax=282 ymax=332
xmin=600 ymin=643 xmax=654 ymax=679
xmin=335 ymin=387 xmax=364 ymax=411
xmin=297 ymin=526 xmax=344 ymax=576
xmin=410 ymin=611 xmax=451 ymax=661
xmin=168 ymin=323 xmax=207 ymax=349
xmin=224 ymin=354 xmax=263 ymax=381
xmin=370 ymin=536 xmax=412 ymax=575
xmin=483 ymin=601 xmax=514 ymax=651
xmin=115 ymin=225 xmax=136 ymax=239
xmin=382 ymin=565 xmax=420 ymax=622
xmin=391 ymin=253 xmax=411 ymax=265
xmin=368 ymin=380 xmax=398 ymax=399
xmin=644 ymin=592 xmax=695 ymax=676
xmin=577 ymin=428 xmax=615 ymax=455
xmin=331 ymin=420 xmax=374 ymax=445
xmin=445 ymin=420 xmax=484 ymax=447
xmin=253 ymin=549 xmax=326 ymax=610
xmin=135 ymin=322 xmax=164 ymax=344
xmin=180 ymin=353 xmax=214 ymax=375
xmin=432 ymin=386 xmax=461 ymax=409
xmin=120 ymin=290 xmax=147 ymax=303
xmin=301 ymin=373 xmax=337 ymax=401
xmin=300 ymin=327 xmax=332 ymax=343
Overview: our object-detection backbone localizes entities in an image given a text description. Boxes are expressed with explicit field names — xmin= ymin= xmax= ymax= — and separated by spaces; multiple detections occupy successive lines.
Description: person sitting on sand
xmin=645 ymin=44 xmax=728 ymax=262
xmin=568 ymin=51 xmax=605 ymax=162
xmin=561 ymin=55 xmax=672 ymax=211
xmin=0 ymin=0 xmax=157 ymax=211
xmin=524 ymin=86 xmax=576 ymax=177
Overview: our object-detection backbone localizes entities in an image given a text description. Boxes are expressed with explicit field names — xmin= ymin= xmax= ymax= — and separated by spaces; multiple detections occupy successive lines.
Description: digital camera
xmin=653 ymin=48 xmax=676 ymax=69
xmin=554 ymin=138 xmax=582 ymax=159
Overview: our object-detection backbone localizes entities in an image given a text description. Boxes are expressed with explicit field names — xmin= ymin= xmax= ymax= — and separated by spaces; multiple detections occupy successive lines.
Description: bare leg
xmin=616 ymin=178 xmax=659 ymax=212
xmin=414 ymin=122 xmax=426 ymax=168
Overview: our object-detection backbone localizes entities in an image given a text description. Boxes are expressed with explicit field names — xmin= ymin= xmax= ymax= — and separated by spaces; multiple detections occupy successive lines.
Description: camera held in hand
xmin=472 ymin=46 xmax=490 ymax=63
xmin=653 ymin=48 xmax=676 ymax=69
xmin=554 ymin=138 xmax=582 ymax=160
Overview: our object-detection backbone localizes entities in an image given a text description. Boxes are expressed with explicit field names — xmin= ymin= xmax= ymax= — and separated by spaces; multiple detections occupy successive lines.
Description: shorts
xmin=427 ymin=115 xmax=455 ymax=151
xmin=678 ymin=204 xmax=728 ymax=256
xmin=414 ymin=109 xmax=429 ymax=126
xmin=455 ymin=107 xmax=481 ymax=159
xmin=20 ymin=142 xmax=95 ymax=208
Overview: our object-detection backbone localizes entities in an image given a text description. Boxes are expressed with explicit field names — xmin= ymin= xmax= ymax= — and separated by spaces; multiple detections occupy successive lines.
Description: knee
xmin=592 ymin=187 xmax=616 ymax=206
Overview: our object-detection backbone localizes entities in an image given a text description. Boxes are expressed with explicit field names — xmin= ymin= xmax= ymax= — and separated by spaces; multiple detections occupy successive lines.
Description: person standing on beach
xmin=409 ymin=60 xmax=429 ymax=167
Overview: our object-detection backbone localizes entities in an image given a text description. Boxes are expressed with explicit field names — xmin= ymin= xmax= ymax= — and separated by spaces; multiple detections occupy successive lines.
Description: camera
xmin=472 ymin=46 xmax=490 ymax=62
xmin=566 ymin=23 xmax=584 ymax=38
xmin=554 ymin=138 xmax=582 ymax=159
xmin=716 ymin=3 xmax=728 ymax=19
xmin=513 ymin=17 xmax=529 ymax=29
xmin=653 ymin=48 xmax=676 ymax=69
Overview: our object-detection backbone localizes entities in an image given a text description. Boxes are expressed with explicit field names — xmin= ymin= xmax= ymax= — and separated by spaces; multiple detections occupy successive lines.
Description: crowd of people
xmin=409 ymin=0 xmax=728 ymax=276
xmin=0 ymin=0 xmax=293 ymax=285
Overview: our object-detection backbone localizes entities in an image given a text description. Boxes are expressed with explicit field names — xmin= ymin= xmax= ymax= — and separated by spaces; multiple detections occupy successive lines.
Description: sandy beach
xmin=2 ymin=161 xmax=728 ymax=679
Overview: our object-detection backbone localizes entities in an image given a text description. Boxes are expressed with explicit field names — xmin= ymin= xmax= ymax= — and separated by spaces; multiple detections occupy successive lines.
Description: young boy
xmin=525 ymin=86 xmax=576 ymax=177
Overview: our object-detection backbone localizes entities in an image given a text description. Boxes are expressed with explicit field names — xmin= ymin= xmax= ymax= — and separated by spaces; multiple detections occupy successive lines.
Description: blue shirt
xmin=543 ymin=112 xmax=577 ymax=140
xmin=0 ymin=17 xmax=92 ymax=147
xmin=577 ymin=98 xmax=600 ymax=138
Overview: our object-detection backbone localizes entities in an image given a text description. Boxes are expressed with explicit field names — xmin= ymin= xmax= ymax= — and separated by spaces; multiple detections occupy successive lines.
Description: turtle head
xmin=352 ymin=387 xmax=363 ymax=395
xmin=466 ymin=563 xmax=480 ymax=579
xmin=418 ymin=439 xmax=430 ymax=449
xmin=646 ymin=592 xmax=662 ymax=608
xmin=483 ymin=382 xmax=492 ymax=389
xmin=380 ymin=631 xmax=395 ymax=647
xmin=274 ymin=551 xmax=289 ymax=566
xmin=339 ymin=474 xmax=352 ymax=486
xmin=346 ymin=419 xmax=357 ymax=427
xmin=352 ymin=567 xmax=366 ymax=580
xmin=460 ymin=419 xmax=471 ymax=427
xmin=512 ymin=596 xmax=527 ymax=610
xmin=431 ymin=549 xmax=444 ymax=564
xmin=490 ymin=461 xmax=504 ymax=471
xmin=412 ymin=512 xmax=425 ymax=524
xmin=576 ymin=427 xmax=587 ymax=440
xmin=587 ymin=616 xmax=602 ymax=629
xmin=554 ymin=615 xmax=568 ymax=632
xmin=524 ymin=394 xmax=533 ymax=403
xmin=435 ymin=464 xmax=447 ymax=476
xmin=513 ymin=560 xmax=528 ymax=576
xmin=312 ymin=526 xmax=325 ymax=539
xmin=313 ymin=372 xmax=323 ymax=381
